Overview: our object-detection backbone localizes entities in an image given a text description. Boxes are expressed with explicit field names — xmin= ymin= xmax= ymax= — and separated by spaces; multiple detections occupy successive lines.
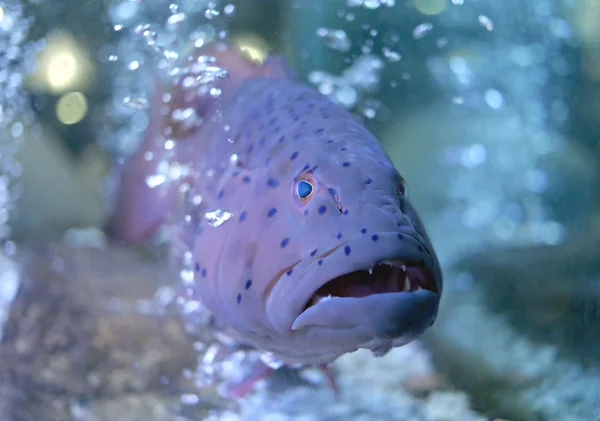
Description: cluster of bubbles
xmin=0 ymin=1 xmax=40 ymax=253
xmin=99 ymin=0 xmax=226 ymax=159
xmin=309 ymin=0 xmax=575 ymax=249
xmin=307 ymin=14 xmax=405 ymax=121
xmin=427 ymin=0 xmax=575 ymax=247
xmin=0 ymin=1 xmax=44 ymax=335
xmin=99 ymin=1 xmax=291 ymax=417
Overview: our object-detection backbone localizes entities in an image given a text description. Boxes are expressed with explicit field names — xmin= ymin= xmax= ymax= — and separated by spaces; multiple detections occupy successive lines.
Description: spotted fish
xmin=107 ymin=42 xmax=443 ymax=369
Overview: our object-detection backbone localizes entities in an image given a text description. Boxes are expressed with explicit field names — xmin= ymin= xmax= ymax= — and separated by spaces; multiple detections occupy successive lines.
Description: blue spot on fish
xmin=336 ymin=233 xmax=342 ymax=239
xmin=343 ymin=210 xmax=349 ymax=215
xmin=281 ymin=238 xmax=290 ymax=248
xmin=304 ymin=209 xmax=309 ymax=216
xmin=315 ymin=128 xmax=324 ymax=134
xmin=366 ymin=179 xmax=373 ymax=185
xmin=372 ymin=234 xmax=379 ymax=241
xmin=239 ymin=211 xmax=247 ymax=222
xmin=290 ymin=151 xmax=299 ymax=161
xmin=361 ymin=228 xmax=367 ymax=234
xmin=310 ymin=249 xmax=318 ymax=257
xmin=318 ymin=205 xmax=327 ymax=215
xmin=286 ymin=269 xmax=293 ymax=276
xmin=344 ymin=246 xmax=351 ymax=256
xmin=318 ymin=259 xmax=323 ymax=265
xmin=268 ymin=208 xmax=277 ymax=217
xmin=328 ymin=188 xmax=338 ymax=197
xmin=342 ymin=162 xmax=350 ymax=167
xmin=245 ymin=280 xmax=252 ymax=290
xmin=267 ymin=178 xmax=279 ymax=188
xmin=340 ymin=147 xmax=347 ymax=151
xmin=218 ymin=189 xmax=224 ymax=199
xmin=278 ymin=136 xmax=285 ymax=143
xmin=202 ymin=268 xmax=207 ymax=278
xmin=195 ymin=262 xmax=200 ymax=272
xmin=243 ymin=176 xmax=251 ymax=183
xmin=398 ymin=234 xmax=404 ymax=240
xmin=326 ymin=139 xmax=334 ymax=144
xmin=237 ymin=293 xmax=242 ymax=304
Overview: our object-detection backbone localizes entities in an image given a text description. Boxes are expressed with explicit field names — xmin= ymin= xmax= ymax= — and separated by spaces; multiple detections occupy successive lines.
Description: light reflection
xmin=47 ymin=52 xmax=78 ymax=90
xmin=26 ymin=30 xmax=95 ymax=94
xmin=232 ymin=32 xmax=268 ymax=63
xmin=55 ymin=92 xmax=88 ymax=125
xmin=412 ymin=0 xmax=447 ymax=15
xmin=0 ymin=6 xmax=4 ymax=23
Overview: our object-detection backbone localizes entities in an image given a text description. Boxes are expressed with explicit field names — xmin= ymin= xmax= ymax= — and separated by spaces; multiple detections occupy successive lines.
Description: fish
xmin=107 ymin=41 xmax=443 ymax=378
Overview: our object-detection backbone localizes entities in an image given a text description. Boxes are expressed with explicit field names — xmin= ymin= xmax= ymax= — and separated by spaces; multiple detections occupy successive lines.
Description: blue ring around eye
xmin=296 ymin=180 xmax=314 ymax=199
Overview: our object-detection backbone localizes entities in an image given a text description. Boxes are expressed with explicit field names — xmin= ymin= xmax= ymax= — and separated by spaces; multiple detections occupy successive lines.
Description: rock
xmin=0 ymin=243 xmax=198 ymax=421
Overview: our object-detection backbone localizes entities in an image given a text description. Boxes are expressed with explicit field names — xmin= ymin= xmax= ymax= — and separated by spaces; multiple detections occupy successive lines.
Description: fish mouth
xmin=302 ymin=259 xmax=438 ymax=312
xmin=264 ymin=230 xmax=442 ymax=340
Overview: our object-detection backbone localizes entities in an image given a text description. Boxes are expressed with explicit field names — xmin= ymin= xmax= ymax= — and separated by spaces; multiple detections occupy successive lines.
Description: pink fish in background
xmin=106 ymin=42 xmax=442 ymax=390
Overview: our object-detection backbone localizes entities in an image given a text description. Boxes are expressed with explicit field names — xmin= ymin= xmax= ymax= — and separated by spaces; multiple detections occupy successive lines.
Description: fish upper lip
xmin=265 ymin=231 xmax=442 ymax=335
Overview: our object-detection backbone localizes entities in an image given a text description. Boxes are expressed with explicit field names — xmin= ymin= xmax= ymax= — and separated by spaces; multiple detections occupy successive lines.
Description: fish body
xmin=108 ymin=43 xmax=443 ymax=366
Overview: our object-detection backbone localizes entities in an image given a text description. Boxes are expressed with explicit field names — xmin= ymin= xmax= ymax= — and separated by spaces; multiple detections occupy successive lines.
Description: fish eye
xmin=296 ymin=180 xmax=314 ymax=200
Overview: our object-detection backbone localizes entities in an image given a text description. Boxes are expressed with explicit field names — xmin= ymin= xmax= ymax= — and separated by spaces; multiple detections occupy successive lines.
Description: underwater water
xmin=1 ymin=0 xmax=599 ymax=420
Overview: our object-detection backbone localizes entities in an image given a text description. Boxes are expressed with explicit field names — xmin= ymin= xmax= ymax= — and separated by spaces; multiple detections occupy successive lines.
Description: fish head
xmin=216 ymin=127 xmax=442 ymax=363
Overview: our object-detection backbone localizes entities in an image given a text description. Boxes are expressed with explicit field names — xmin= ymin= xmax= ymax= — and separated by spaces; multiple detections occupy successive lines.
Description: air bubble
xmin=204 ymin=210 xmax=233 ymax=227
xmin=413 ymin=23 xmax=433 ymax=40
xmin=167 ymin=13 xmax=186 ymax=26
xmin=224 ymin=4 xmax=236 ymax=15
xmin=479 ymin=15 xmax=494 ymax=31
xmin=316 ymin=28 xmax=352 ymax=52
xmin=123 ymin=96 xmax=150 ymax=110
xmin=128 ymin=60 xmax=140 ymax=70
xmin=484 ymin=89 xmax=504 ymax=109
xmin=382 ymin=46 xmax=401 ymax=62
xmin=347 ymin=0 xmax=396 ymax=8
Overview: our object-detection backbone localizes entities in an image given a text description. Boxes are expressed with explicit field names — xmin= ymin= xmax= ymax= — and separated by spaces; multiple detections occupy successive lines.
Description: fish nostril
xmin=398 ymin=197 xmax=407 ymax=214
xmin=396 ymin=179 xmax=408 ymax=213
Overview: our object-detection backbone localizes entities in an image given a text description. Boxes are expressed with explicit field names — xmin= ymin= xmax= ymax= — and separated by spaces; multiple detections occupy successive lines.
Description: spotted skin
xmin=107 ymin=43 xmax=443 ymax=367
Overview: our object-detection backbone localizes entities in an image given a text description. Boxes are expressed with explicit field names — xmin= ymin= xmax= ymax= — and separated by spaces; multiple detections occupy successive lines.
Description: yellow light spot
xmin=47 ymin=52 xmax=78 ymax=90
xmin=56 ymin=92 xmax=88 ymax=125
xmin=412 ymin=0 xmax=447 ymax=15
xmin=232 ymin=33 xmax=269 ymax=64
xmin=25 ymin=30 xmax=96 ymax=94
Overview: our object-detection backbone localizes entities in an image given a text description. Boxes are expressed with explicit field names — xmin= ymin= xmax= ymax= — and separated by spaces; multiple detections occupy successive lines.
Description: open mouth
xmin=303 ymin=260 xmax=438 ymax=311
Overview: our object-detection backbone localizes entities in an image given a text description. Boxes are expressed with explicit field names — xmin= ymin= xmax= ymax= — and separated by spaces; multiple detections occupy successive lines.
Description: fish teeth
xmin=309 ymin=294 xmax=333 ymax=307
xmin=403 ymin=275 xmax=412 ymax=292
